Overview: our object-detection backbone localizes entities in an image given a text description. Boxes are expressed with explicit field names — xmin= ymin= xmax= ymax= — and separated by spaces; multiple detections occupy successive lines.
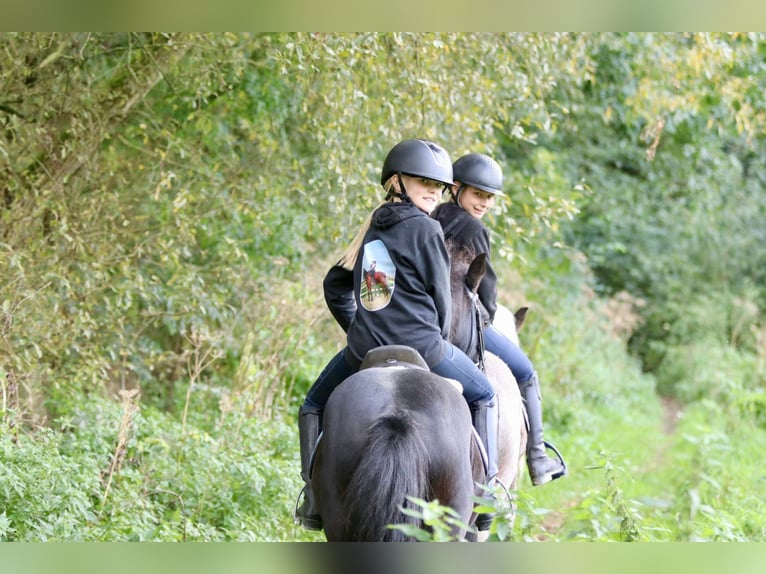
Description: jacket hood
xmin=372 ymin=202 xmax=423 ymax=231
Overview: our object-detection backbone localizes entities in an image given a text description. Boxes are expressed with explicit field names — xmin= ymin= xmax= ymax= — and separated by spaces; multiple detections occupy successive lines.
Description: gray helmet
xmin=380 ymin=139 xmax=453 ymax=186
xmin=452 ymin=153 xmax=504 ymax=196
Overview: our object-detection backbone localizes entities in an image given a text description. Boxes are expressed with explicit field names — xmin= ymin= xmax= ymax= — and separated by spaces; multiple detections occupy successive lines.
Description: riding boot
xmin=295 ymin=404 xmax=323 ymax=530
xmin=470 ymin=397 xmax=499 ymax=531
xmin=519 ymin=372 xmax=567 ymax=486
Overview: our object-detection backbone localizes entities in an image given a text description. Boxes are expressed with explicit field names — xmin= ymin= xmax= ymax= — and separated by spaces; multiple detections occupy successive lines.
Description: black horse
xmin=310 ymin=253 xmax=491 ymax=542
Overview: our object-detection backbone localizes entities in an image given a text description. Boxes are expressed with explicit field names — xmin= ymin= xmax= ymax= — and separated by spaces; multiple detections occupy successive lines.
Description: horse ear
xmin=514 ymin=306 xmax=528 ymax=331
xmin=465 ymin=253 xmax=487 ymax=292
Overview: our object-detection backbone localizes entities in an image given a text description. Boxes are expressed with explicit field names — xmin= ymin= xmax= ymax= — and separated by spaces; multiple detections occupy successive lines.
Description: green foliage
xmin=663 ymin=402 xmax=766 ymax=541
xmin=4 ymin=33 xmax=766 ymax=542
xmin=390 ymin=496 xmax=475 ymax=542
xmin=0 ymin=394 xmax=309 ymax=541
xmin=1 ymin=32 xmax=590 ymax=422
xmin=0 ymin=425 xmax=100 ymax=541
xmin=655 ymin=337 xmax=761 ymax=403
xmin=552 ymin=33 xmax=766 ymax=389
xmin=579 ymin=454 xmax=644 ymax=541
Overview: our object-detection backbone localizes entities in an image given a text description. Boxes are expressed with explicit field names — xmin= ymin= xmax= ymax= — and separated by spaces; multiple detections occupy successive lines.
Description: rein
xmin=465 ymin=285 xmax=487 ymax=372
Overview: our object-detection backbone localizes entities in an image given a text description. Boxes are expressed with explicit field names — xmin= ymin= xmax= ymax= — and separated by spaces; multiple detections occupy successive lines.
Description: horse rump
xmin=315 ymin=368 xmax=476 ymax=542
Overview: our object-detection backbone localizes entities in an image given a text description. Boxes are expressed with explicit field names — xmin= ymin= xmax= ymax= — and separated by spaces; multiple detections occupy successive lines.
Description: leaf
xmin=0 ymin=512 xmax=13 ymax=538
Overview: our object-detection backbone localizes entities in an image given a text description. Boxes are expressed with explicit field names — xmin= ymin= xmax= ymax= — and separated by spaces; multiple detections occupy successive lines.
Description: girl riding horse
xmin=363 ymin=261 xmax=390 ymax=302
xmin=432 ymin=152 xmax=566 ymax=487
xmin=296 ymin=139 xmax=500 ymax=532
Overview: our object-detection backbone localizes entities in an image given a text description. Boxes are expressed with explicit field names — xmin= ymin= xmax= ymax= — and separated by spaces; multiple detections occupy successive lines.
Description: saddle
xmin=359 ymin=345 xmax=490 ymax=479
xmin=359 ymin=345 xmax=429 ymax=371
xmin=307 ymin=346 xmax=429 ymax=481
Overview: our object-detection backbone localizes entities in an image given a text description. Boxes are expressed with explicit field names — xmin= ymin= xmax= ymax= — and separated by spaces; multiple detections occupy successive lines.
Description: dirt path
xmin=535 ymin=395 xmax=683 ymax=539
xmin=661 ymin=395 xmax=684 ymax=434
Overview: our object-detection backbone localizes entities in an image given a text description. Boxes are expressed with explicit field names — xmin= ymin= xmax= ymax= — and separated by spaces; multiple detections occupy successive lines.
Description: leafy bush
xmin=1 ymin=392 xmax=312 ymax=541
xmin=5 ymin=32 xmax=766 ymax=542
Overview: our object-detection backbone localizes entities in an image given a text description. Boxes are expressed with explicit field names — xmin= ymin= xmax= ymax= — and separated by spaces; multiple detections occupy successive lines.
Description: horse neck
xmin=449 ymin=285 xmax=481 ymax=362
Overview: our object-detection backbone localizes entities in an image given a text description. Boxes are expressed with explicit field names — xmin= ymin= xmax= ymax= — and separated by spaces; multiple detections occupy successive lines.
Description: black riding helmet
xmin=451 ymin=153 xmax=504 ymax=196
xmin=380 ymin=139 xmax=453 ymax=187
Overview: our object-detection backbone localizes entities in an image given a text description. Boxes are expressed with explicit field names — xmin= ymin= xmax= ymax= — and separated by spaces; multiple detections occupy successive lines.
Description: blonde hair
xmin=337 ymin=180 xmax=397 ymax=270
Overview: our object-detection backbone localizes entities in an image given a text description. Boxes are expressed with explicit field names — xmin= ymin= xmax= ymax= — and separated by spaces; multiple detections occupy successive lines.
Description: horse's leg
xmin=484 ymin=353 xmax=527 ymax=532
xmin=313 ymin=434 xmax=353 ymax=541
xmin=432 ymin=465 xmax=475 ymax=540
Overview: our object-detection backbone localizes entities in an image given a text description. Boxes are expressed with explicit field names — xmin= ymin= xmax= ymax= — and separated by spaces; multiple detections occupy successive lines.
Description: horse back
xmin=314 ymin=367 xmax=476 ymax=541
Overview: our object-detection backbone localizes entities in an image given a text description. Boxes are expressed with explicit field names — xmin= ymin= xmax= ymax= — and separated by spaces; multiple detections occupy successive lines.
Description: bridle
xmin=464 ymin=285 xmax=487 ymax=372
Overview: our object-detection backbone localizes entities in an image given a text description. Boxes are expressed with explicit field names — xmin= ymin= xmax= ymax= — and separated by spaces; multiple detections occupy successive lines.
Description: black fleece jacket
xmin=323 ymin=201 xmax=451 ymax=368
xmin=431 ymin=201 xmax=498 ymax=322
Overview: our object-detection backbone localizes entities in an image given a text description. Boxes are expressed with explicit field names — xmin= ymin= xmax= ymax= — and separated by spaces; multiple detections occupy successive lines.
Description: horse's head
xmin=491 ymin=303 xmax=528 ymax=348
xmin=448 ymin=244 xmax=489 ymax=364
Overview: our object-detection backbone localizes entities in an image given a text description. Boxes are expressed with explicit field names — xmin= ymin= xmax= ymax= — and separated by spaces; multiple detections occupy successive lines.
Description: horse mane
xmin=446 ymin=240 xmax=476 ymax=288
xmin=446 ymin=241 xmax=488 ymax=361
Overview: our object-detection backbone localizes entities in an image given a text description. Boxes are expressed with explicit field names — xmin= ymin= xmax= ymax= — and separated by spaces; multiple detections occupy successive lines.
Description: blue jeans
xmin=430 ymin=343 xmax=496 ymax=406
xmin=304 ymin=348 xmax=357 ymax=409
xmin=484 ymin=324 xmax=535 ymax=384
xmin=303 ymin=343 xmax=496 ymax=409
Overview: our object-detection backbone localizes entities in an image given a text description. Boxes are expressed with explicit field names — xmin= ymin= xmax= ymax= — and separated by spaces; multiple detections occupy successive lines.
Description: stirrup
xmin=543 ymin=440 xmax=568 ymax=480
xmin=475 ymin=511 xmax=495 ymax=532
xmin=474 ymin=483 xmax=497 ymax=532
xmin=294 ymin=485 xmax=323 ymax=531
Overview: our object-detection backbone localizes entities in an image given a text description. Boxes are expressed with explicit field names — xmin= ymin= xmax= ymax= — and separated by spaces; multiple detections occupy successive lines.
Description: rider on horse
xmin=297 ymin=139 xmax=501 ymax=532
xmin=431 ymin=152 xmax=567 ymax=487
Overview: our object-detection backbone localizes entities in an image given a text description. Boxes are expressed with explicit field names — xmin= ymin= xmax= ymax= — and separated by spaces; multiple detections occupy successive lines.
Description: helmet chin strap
xmin=386 ymin=173 xmax=412 ymax=203
xmin=453 ymin=183 xmax=465 ymax=206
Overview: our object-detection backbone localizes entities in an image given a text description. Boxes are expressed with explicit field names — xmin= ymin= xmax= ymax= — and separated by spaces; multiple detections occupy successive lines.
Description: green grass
xmin=509 ymin=394 xmax=766 ymax=542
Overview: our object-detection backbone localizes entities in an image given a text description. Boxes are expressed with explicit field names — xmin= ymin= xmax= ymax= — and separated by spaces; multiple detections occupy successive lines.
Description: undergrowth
xmin=0 ymin=393 xmax=310 ymax=541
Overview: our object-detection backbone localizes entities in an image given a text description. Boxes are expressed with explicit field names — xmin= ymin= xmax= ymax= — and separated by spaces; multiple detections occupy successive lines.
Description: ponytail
xmin=337 ymin=207 xmax=377 ymax=270
xmin=338 ymin=180 xmax=396 ymax=270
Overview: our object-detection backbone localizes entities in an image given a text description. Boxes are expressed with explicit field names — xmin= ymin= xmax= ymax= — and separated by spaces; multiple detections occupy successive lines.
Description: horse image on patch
xmin=360 ymin=239 xmax=395 ymax=311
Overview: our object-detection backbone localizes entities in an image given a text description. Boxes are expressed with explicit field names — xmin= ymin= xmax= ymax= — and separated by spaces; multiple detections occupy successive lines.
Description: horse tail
xmin=344 ymin=411 xmax=429 ymax=541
